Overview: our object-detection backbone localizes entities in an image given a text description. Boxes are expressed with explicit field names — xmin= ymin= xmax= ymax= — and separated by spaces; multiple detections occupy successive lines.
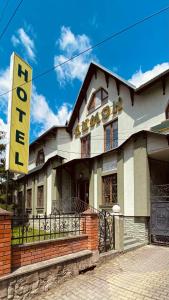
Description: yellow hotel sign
xmin=6 ymin=53 xmax=32 ymax=174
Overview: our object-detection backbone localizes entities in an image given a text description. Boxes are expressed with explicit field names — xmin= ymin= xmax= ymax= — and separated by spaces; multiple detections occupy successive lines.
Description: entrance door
xmin=151 ymin=201 xmax=169 ymax=244
xmin=151 ymin=184 xmax=169 ymax=245
xmin=77 ymin=180 xmax=89 ymax=204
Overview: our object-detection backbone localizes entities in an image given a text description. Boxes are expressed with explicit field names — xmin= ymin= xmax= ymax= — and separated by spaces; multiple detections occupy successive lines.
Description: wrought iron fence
xmin=52 ymin=197 xmax=97 ymax=214
xmin=98 ymin=210 xmax=114 ymax=253
xmin=11 ymin=213 xmax=86 ymax=245
xmin=151 ymin=184 xmax=169 ymax=202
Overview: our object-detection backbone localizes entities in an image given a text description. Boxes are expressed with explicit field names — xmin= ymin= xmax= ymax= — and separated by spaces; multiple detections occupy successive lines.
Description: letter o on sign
xmin=16 ymin=87 xmax=27 ymax=102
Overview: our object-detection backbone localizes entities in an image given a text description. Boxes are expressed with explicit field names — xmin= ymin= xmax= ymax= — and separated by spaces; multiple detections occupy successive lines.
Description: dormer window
xmin=36 ymin=149 xmax=45 ymax=166
xmin=166 ymin=103 xmax=169 ymax=119
xmin=88 ymin=88 xmax=108 ymax=113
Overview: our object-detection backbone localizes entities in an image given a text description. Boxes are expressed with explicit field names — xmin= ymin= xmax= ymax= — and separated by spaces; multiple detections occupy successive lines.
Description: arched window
xmin=36 ymin=149 xmax=45 ymax=166
xmin=166 ymin=102 xmax=169 ymax=119
xmin=87 ymin=88 xmax=108 ymax=113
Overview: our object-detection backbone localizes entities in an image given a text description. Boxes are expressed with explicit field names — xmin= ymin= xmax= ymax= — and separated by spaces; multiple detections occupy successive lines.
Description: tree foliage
xmin=0 ymin=130 xmax=15 ymax=208
xmin=0 ymin=131 xmax=6 ymax=201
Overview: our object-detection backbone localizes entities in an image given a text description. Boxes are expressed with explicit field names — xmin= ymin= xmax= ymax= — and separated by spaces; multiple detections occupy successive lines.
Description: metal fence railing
xmin=11 ymin=213 xmax=86 ymax=246
xmin=51 ymin=197 xmax=97 ymax=214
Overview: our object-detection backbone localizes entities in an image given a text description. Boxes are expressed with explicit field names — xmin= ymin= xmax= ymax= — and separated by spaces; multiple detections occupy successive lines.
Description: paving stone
xmin=35 ymin=245 xmax=169 ymax=300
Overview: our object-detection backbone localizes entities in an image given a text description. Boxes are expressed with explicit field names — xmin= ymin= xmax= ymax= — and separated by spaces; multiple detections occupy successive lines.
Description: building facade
xmin=16 ymin=62 xmax=169 ymax=245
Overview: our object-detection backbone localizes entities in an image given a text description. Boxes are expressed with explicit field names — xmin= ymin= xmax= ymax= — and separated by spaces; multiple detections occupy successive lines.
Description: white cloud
xmin=0 ymin=119 xmax=8 ymax=160
xmin=31 ymin=85 xmax=72 ymax=134
xmin=54 ymin=26 xmax=97 ymax=84
xmin=0 ymin=67 xmax=10 ymax=109
xmin=129 ymin=63 xmax=169 ymax=88
xmin=11 ymin=35 xmax=20 ymax=47
xmin=11 ymin=28 xmax=36 ymax=62
xmin=0 ymin=118 xmax=7 ymax=134
xmin=0 ymin=67 xmax=72 ymax=139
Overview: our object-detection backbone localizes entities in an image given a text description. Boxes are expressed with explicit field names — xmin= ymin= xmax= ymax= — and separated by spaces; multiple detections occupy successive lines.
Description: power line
xmin=0 ymin=4 xmax=169 ymax=98
xmin=0 ymin=0 xmax=11 ymax=24
xmin=0 ymin=0 xmax=24 ymax=42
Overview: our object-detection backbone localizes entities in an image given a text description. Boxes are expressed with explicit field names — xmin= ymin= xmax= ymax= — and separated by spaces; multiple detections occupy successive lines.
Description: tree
xmin=0 ymin=131 xmax=6 ymax=202
xmin=0 ymin=130 xmax=15 ymax=210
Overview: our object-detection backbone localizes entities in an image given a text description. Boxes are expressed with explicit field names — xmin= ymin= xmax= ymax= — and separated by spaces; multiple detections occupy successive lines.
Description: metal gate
xmin=98 ymin=210 xmax=114 ymax=253
xmin=151 ymin=184 xmax=169 ymax=245
xmin=58 ymin=197 xmax=115 ymax=253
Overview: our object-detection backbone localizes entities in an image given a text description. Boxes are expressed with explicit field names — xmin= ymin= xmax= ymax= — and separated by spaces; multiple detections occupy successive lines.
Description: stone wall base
xmin=124 ymin=216 xmax=150 ymax=243
xmin=0 ymin=250 xmax=99 ymax=300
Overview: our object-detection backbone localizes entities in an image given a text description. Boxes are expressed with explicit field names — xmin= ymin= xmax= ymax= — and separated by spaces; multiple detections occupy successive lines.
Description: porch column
xmin=113 ymin=213 xmax=124 ymax=251
xmin=89 ymin=162 xmax=94 ymax=207
xmin=134 ymin=135 xmax=150 ymax=216
xmin=117 ymin=150 xmax=124 ymax=214
xmin=97 ymin=159 xmax=102 ymax=208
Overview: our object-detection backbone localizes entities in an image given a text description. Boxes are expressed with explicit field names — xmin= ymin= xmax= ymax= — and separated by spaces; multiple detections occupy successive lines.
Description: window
xmin=88 ymin=88 xmax=108 ymax=113
xmin=81 ymin=134 xmax=90 ymax=158
xmin=37 ymin=185 xmax=44 ymax=208
xmin=18 ymin=191 xmax=23 ymax=204
xmin=26 ymin=189 xmax=32 ymax=209
xmin=102 ymin=174 xmax=117 ymax=205
xmin=166 ymin=103 xmax=169 ymax=119
xmin=36 ymin=149 xmax=45 ymax=166
xmin=104 ymin=120 xmax=118 ymax=151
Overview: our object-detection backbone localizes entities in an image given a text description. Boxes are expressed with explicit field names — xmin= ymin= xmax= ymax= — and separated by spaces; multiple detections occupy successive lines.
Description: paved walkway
xmin=36 ymin=245 xmax=169 ymax=300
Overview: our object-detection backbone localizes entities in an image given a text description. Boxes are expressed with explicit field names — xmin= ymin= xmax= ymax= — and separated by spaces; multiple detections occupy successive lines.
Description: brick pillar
xmin=82 ymin=209 xmax=99 ymax=251
xmin=0 ymin=208 xmax=12 ymax=276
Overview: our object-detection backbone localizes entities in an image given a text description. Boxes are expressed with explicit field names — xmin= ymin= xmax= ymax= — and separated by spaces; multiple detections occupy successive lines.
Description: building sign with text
xmin=6 ymin=53 xmax=32 ymax=174
xmin=74 ymin=97 xmax=122 ymax=138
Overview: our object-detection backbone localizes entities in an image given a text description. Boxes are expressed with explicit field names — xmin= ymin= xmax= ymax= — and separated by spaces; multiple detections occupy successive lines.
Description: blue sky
xmin=0 ymin=0 xmax=169 ymax=142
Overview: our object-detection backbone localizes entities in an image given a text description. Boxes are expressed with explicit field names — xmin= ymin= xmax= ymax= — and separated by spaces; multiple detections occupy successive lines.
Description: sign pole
xmin=5 ymin=170 xmax=9 ymax=210
xmin=5 ymin=53 xmax=32 ymax=213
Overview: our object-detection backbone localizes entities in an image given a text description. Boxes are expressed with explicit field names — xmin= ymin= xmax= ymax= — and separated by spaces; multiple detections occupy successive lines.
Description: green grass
xmin=0 ymin=203 xmax=15 ymax=212
xmin=12 ymin=226 xmax=73 ymax=245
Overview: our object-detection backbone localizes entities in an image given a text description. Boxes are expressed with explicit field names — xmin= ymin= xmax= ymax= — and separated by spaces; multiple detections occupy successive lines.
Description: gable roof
xmin=135 ymin=68 xmax=169 ymax=94
xmin=29 ymin=62 xmax=169 ymax=145
xmin=68 ymin=62 xmax=135 ymax=130
xmin=30 ymin=125 xmax=67 ymax=150
xmin=68 ymin=62 xmax=169 ymax=130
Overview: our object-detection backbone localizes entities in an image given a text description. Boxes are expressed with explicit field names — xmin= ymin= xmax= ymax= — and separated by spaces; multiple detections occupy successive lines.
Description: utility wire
xmin=30 ymin=137 xmax=169 ymax=156
xmin=0 ymin=0 xmax=24 ymax=42
xmin=0 ymin=0 xmax=11 ymax=24
xmin=0 ymin=4 xmax=169 ymax=98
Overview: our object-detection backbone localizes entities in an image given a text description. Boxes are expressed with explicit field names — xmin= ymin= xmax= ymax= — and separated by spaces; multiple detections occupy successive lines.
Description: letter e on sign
xmin=6 ymin=53 xmax=32 ymax=174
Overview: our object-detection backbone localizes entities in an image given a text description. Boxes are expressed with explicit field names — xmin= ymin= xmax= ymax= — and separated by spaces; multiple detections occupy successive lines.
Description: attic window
xmin=36 ymin=149 xmax=45 ymax=166
xmin=88 ymin=88 xmax=108 ymax=113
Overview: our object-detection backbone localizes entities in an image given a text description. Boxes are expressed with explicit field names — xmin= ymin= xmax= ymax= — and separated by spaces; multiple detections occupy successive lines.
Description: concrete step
xmin=124 ymin=235 xmax=137 ymax=241
xmin=124 ymin=241 xmax=146 ymax=253
xmin=123 ymin=233 xmax=146 ymax=252
xmin=124 ymin=237 xmax=140 ymax=247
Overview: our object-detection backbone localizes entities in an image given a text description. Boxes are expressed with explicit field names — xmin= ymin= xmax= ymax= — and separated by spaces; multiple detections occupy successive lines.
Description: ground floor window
xmin=26 ymin=189 xmax=32 ymax=209
xmin=37 ymin=185 xmax=44 ymax=208
xmin=102 ymin=174 xmax=117 ymax=205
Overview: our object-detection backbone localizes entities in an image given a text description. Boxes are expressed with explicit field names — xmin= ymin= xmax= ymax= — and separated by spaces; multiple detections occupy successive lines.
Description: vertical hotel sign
xmin=6 ymin=53 xmax=32 ymax=174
